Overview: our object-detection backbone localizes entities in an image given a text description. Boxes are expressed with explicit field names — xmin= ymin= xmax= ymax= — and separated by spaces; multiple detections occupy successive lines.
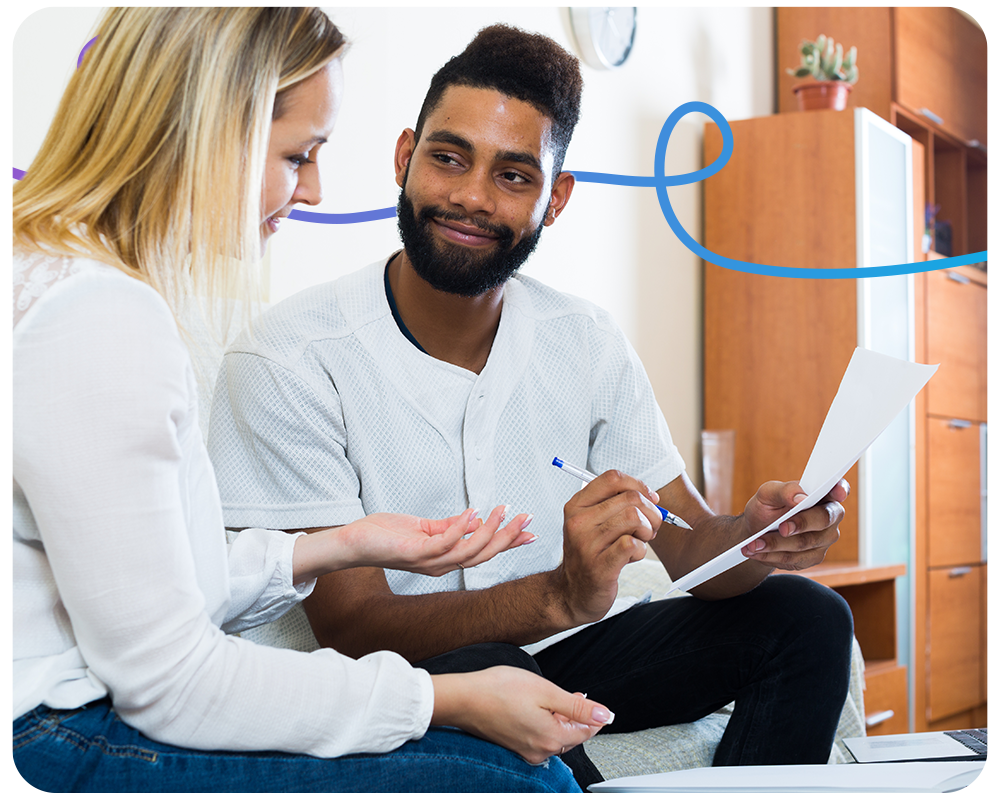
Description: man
xmin=209 ymin=24 xmax=853 ymax=788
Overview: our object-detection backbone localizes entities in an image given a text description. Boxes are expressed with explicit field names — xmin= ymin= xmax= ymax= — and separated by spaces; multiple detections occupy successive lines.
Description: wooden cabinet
xmin=703 ymin=109 xmax=918 ymax=731
xmin=914 ymin=264 xmax=987 ymax=730
xmin=703 ymin=103 xmax=987 ymax=734
xmin=703 ymin=9 xmax=990 ymax=734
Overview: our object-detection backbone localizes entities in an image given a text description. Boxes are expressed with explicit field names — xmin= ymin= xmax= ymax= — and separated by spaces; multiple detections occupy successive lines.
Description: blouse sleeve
xmin=12 ymin=269 xmax=433 ymax=757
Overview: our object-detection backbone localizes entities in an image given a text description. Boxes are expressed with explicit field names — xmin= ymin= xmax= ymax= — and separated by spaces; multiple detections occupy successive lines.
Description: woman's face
xmin=261 ymin=59 xmax=343 ymax=253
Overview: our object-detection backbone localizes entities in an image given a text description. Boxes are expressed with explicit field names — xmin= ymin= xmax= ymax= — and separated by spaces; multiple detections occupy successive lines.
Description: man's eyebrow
xmin=424 ymin=130 xmax=476 ymax=152
xmin=424 ymin=129 xmax=543 ymax=173
xmin=495 ymin=149 xmax=543 ymax=173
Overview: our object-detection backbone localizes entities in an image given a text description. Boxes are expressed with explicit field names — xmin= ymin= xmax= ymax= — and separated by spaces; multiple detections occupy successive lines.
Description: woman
xmin=12 ymin=8 xmax=612 ymax=792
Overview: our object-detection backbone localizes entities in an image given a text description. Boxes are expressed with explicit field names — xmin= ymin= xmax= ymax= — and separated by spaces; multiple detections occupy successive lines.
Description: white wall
xmin=12 ymin=5 xmax=775 ymax=481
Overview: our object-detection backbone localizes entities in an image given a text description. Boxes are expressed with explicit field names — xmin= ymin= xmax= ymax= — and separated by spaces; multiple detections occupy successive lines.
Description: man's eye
xmin=433 ymin=153 xmax=461 ymax=166
xmin=501 ymin=171 xmax=529 ymax=184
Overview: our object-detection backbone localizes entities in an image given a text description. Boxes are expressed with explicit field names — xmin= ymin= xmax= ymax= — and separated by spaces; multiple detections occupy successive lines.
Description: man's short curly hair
xmin=414 ymin=24 xmax=583 ymax=176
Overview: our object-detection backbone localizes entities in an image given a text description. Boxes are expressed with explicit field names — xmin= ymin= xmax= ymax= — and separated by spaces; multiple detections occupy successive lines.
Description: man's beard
xmin=396 ymin=182 xmax=546 ymax=298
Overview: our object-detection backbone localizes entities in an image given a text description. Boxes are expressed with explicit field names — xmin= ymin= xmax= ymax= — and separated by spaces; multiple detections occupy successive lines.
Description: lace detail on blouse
xmin=13 ymin=251 xmax=86 ymax=330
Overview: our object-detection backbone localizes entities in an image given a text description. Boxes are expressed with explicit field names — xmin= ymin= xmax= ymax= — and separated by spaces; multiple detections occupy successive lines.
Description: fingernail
xmin=501 ymin=505 xmax=511 ymax=522
xmin=592 ymin=707 xmax=614 ymax=724
xmin=785 ymin=522 xmax=796 ymax=536
xmin=522 ymin=535 xmax=538 ymax=545
xmin=521 ymin=513 xmax=534 ymax=529
xmin=793 ymin=493 xmax=808 ymax=504
xmin=470 ymin=508 xmax=480 ymax=520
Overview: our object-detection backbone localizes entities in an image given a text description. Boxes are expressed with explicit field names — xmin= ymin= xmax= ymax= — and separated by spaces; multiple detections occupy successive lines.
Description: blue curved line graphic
xmin=648 ymin=101 xmax=988 ymax=279
xmin=13 ymin=43 xmax=985 ymax=281
xmin=569 ymin=172 xmax=658 ymax=187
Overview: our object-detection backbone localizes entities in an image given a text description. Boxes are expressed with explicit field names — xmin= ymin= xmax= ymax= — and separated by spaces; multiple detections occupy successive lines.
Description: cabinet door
xmin=927 ymin=565 xmax=983 ymax=722
xmin=895 ymin=7 xmax=988 ymax=147
xmin=927 ymin=418 xmax=984 ymax=568
xmin=925 ymin=269 xmax=987 ymax=422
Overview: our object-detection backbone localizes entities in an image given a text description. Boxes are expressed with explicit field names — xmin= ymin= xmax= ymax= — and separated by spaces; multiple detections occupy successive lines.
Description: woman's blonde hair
xmin=13 ymin=7 xmax=344 ymax=325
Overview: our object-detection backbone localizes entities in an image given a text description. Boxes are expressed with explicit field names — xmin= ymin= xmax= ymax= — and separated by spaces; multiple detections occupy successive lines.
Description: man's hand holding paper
xmin=740 ymin=478 xmax=850 ymax=568
xmin=669 ymin=348 xmax=938 ymax=595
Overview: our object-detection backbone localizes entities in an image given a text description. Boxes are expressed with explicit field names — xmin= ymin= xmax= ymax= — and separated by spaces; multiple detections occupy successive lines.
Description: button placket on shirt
xmin=463 ymin=386 xmax=500 ymax=588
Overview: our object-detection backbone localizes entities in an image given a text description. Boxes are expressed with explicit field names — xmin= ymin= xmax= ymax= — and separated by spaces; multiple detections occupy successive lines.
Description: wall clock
xmin=569 ymin=7 xmax=637 ymax=70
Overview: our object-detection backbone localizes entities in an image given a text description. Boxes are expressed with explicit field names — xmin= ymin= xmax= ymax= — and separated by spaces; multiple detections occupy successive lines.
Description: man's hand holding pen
xmin=553 ymin=470 xmax=663 ymax=627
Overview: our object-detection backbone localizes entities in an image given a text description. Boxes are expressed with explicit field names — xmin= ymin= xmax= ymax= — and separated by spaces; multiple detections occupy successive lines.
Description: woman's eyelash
xmin=287 ymin=154 xmax=313 ymax=167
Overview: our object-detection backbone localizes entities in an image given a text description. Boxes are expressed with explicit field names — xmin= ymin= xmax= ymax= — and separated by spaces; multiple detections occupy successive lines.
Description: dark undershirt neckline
xmin=384 ymin=259 xmax=427 ymax=354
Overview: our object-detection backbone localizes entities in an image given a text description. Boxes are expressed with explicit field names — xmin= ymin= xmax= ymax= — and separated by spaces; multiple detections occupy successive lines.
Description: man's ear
xmin=543 ymin=171 xmax=576 ymax=226
xmin=394 ymin=129 xmax=417 ymax=188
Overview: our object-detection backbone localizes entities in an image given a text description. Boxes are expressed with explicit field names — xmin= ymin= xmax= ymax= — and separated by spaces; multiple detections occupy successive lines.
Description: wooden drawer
xmin=927 ymin=565 xmax=984 ymax=722
xmin=863 ymin=664 xmax=909 ymax=735
xmin=927 ymin=417 xmax=984 ymax=567
xmin=925 ymin=269 xmax=987 ymax=422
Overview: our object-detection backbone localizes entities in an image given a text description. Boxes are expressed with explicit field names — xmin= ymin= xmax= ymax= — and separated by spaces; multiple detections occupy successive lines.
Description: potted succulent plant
xmin=787 ymin=34 xmax=859 ymax=111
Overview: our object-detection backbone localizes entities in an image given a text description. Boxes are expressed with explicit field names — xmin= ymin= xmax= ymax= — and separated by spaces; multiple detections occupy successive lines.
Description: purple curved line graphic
xmin=288 ymin=208 xmax=397 ymax=224
xmin=77 ymin=36 xmax=97 ymax=68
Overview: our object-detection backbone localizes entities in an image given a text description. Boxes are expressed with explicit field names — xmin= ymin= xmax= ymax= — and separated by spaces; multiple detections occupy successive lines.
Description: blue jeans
xmin=12 ymin=699 xmax=579 ymax=793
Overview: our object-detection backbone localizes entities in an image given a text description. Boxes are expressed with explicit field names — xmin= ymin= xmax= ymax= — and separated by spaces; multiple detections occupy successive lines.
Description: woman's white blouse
xmin=12 ymin=252 xmax=433 ymax=757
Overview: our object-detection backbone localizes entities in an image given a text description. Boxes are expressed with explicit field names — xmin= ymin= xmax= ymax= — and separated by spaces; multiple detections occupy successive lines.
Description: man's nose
xmin=447 ymin=167 xmax=496 ymax=217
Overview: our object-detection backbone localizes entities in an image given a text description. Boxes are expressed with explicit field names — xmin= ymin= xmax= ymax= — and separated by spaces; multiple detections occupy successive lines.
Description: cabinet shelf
xmin=800 ymin=562 xmax=905 ymax=589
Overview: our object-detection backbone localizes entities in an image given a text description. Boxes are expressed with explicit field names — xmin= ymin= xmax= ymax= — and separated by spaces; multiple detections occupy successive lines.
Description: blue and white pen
xmin=551 ymin=457 xmax=693 ymax=530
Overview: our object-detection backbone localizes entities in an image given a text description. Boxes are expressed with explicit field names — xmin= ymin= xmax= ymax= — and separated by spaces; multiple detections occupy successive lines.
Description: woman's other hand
xmin=430 ymin=666 xmax=613 ymax=764
xmin=292 ymin=506 xmax=535 ymax=582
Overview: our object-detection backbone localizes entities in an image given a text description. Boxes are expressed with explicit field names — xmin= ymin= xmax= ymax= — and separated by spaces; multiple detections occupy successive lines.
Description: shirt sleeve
xmin=222 ymin=526 xmax=313 ymax=633
xmin=13 ymin=271 xmax=433 ymax=757
xmin=208 ymin=349 xmax=366 ymax=529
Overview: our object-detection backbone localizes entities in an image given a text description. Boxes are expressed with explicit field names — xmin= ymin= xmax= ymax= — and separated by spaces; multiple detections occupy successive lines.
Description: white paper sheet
xmin=589 ymin=761 xmax=984 ymax=792
xmin=670 ymin=348 xmax=938 ymax=594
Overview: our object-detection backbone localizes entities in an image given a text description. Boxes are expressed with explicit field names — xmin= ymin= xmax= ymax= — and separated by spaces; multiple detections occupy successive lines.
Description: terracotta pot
xmin=792 ymin=81 xmax=853 ymax=111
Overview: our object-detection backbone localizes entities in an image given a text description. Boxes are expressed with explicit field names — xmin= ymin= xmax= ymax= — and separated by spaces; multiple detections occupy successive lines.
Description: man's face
xmin=394 ymin=85 xmax=569 ymax=297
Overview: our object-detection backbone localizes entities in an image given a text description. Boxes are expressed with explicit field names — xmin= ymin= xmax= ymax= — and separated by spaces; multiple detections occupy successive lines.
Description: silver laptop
xmin=844 ymin=728 xmax=987 ymax=763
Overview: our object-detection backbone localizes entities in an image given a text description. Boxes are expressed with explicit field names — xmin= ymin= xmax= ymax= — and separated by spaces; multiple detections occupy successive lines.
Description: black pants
xmin=417 ymin=574 xmax=854 ymax=790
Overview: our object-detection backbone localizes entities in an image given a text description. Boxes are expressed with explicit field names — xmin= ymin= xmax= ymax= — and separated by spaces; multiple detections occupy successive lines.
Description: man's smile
xmin=431 ymin=217 xmax=502 ymax=247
